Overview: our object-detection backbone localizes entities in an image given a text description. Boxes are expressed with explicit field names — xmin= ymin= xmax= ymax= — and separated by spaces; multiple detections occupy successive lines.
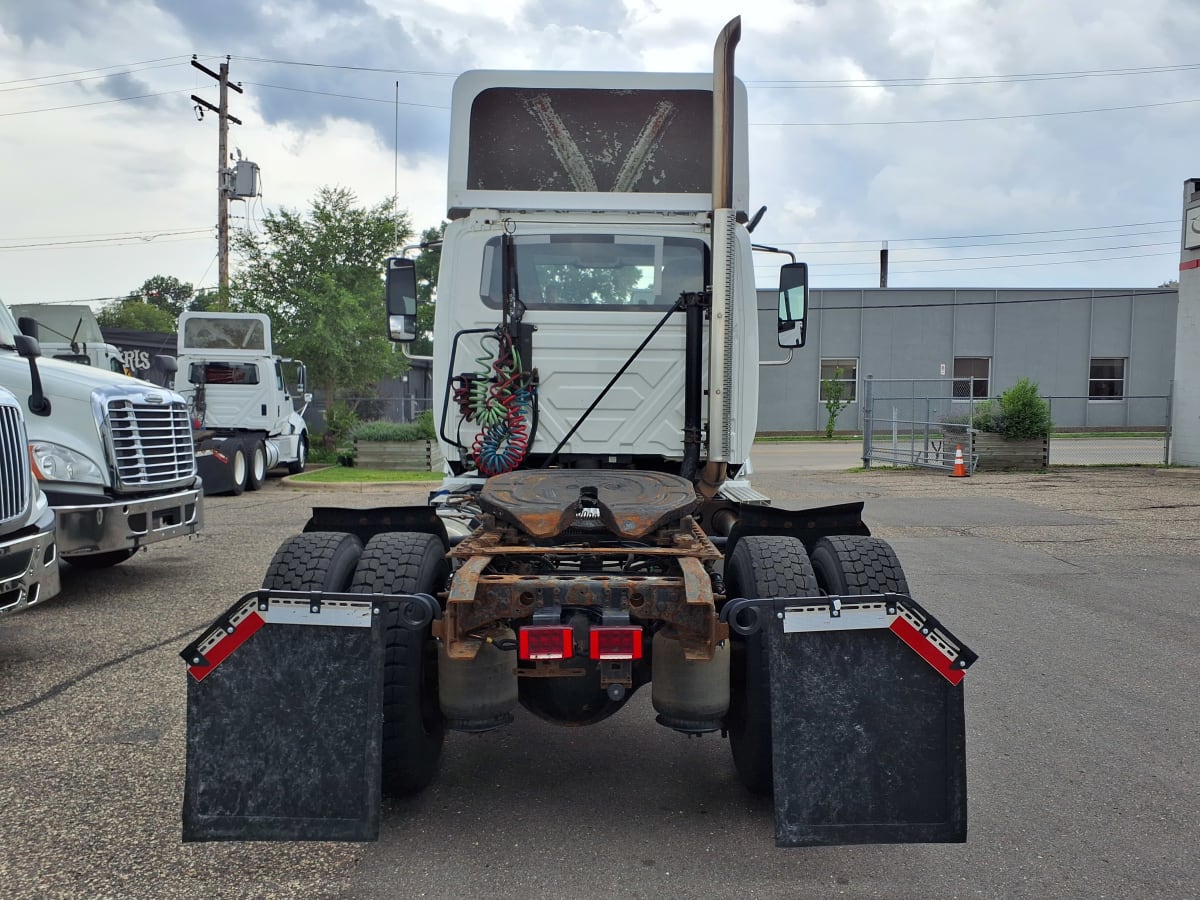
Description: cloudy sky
xmin=2 ymin=0 xmax=1196 ymax=307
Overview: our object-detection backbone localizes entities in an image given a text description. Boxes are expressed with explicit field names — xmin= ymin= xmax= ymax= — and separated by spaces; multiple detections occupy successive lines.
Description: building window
xmin=819 ymin=358 xmax=858 ymax=402
xmin=953 ymin=357 xmax=990 ymax=399
xmin=1089 ymin=358 xmax=1126 ymax=400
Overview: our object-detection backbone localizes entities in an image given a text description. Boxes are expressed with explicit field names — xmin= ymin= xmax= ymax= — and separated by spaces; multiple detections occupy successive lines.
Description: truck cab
xmin=175 ymin=311 xmax=310 ymax=494
xmin=10 ymin=303 xmax=129 ymax=375
xmin=0 ymin=385 xmax=59 ymax=614
xmin=0 ymin=300 xmax=202 ymax=568
xmin=422 ymin=71 xmax=762 ymax=485
xmin=183 ymin=20 xmax=974 ymax=849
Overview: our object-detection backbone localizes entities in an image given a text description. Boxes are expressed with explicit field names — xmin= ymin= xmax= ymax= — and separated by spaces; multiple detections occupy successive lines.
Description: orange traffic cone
xmin=949 ymin=444 xmax=968 ymax=478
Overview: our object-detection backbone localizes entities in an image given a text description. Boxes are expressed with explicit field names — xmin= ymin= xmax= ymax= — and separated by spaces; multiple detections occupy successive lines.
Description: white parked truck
xmin=10 ymin=303 xmax=129 ymax=375
xmin=175 ymin=311 xmax=311 ymax=494
xmin=0 ymin=386 xmax=59 ymax=614
xmin=1 ymin=300 xmax=203 ymax=568
xmin=183 ymin=19 xmax=976 ymax=846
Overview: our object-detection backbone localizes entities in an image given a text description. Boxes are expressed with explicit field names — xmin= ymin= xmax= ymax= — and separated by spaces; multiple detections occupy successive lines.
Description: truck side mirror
xmin=385 ymin=256 xmax=419 ymax=343
xmin=17 ymin=317 xmax=39 ymax=341
xmin=777 ymin=262 xmax=808 ymax=349
xmin=15 ymin=334 xmax=51 ymax=415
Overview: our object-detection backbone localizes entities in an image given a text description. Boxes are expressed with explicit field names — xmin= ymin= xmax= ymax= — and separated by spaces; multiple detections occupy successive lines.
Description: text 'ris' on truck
xmin=0 ymin=301 xmax=203 ymax=570
xmin=183 ymin=18 xmax=977 ymax=847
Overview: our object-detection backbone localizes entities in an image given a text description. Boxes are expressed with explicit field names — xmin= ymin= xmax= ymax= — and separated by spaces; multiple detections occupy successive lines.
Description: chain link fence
xmin=304 ymin=395 xmax=434 ymax=435
xmin=861 ymin=377 xmax=1172 ymax=471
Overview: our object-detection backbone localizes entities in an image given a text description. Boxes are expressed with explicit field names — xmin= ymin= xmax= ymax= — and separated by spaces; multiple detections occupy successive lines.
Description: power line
xmin=0 ymin=88 xmax=191 ymax=117
xmin=753 ymin=96 xmax=1200 ymax=126
xmin=764 ymin=220 xmax=1178 ymax=247
xmin=0 ymin=59 xmax=203 ymax=93
xmin=747 ymin=61 xmax=1200 ymax=88
xmin=0 ymin=235 xmax=211 ymax=253
xmin=792 ymin=240 xmax=1177 ymax=268
xmin=790 ymin=248 xmax=1178 ymax=277
xmin=0 ymin=229 xmax=211 ymax=250
xmin=0 ymin=54 xmax=193 ymax=86
xmin=245 ymin=81 xmax=447 ymax=109
xmin=776 ymin=229 xmax=1177 ymax=256
xmin=231 ymin=53 xmax=1200 ymax=88
xmin=0 ymin=225 xmax=210 ymax=241
xmin=229 ymin=55 xmax=456 ymax=76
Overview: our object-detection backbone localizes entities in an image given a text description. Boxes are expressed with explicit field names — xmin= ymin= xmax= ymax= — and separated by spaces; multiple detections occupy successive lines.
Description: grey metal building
xmin=755 ymin=286 xmax=1178 ymax=433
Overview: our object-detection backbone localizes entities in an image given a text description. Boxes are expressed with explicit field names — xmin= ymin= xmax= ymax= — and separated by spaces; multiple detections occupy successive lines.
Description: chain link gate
xmin=861 ymin=377 xmax=1173 ymax=471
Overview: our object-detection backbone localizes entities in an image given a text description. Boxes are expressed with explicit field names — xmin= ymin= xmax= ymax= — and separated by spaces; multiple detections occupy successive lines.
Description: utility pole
xmin=191 ymin=56 xmax=242 ymax=309
xmin=879 ymin=240 xmax=889 ymax=288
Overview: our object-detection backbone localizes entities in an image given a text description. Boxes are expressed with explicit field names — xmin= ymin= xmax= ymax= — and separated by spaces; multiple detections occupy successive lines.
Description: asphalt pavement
xmin=1 ymin=464 xmax=1197 ymax=899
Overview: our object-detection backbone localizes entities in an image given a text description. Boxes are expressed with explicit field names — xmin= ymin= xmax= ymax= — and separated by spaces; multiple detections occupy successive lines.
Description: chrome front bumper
xmin=54 ymin=485 xmax=203 ymax=559
xmin=0 ymin=505 xmax=60 ymax=615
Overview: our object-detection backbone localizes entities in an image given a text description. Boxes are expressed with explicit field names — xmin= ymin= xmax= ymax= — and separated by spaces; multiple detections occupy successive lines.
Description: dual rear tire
xmin=261 ymin=530 xmax=447 ymax=799
xmin=723 ymin=534 xmax=908 ymax=796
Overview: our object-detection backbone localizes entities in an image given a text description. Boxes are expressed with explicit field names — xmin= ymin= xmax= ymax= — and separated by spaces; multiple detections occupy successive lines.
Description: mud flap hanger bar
xmin=721 ymin=592 xmax=978 ymax=685
xmin=181 ymin=589 xmax=441 ymax=680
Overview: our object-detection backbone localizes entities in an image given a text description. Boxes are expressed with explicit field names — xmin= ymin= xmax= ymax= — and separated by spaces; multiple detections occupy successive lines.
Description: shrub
xmin=967 ymin=380 xmax=1051 ymax=440
xmin=415 ymin=408 xmax=436 ymax=440
xmin=351 ymin=419 xmax=430 ymax=442
xmin=323 ymin=401 xmax=360 ymax=451
xmin=997 ymin=378 xmax=1052 ymax=440
xmin=970 ymin=399 xmax=1003 ymax=434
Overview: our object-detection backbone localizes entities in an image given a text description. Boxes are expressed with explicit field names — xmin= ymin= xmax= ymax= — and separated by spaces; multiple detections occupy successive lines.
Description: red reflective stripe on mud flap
xmin=890 ymin=615 xmax=965 ymax=686
xmin=187 ymin=610 xmax=265 ymax=682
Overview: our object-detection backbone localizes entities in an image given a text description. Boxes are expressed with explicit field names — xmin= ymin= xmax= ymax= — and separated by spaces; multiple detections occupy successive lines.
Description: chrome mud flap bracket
xmin=180 ymin=589 xmax=439 ymax=842
xmin=722 ymin=593 xmax=978 ymax=847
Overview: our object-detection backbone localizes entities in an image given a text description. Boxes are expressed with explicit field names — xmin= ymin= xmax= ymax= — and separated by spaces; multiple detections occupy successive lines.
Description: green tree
xmin=96 ymin=298 xmax=177 ymax=332
xmin=412 ymin=223 xmax=446 ymax=355
xmin=230 ymin=186 xmax=412 ymax=439
xmin=189 ymin=287 xmax=223 ymax=312
xmin=821 ymin=367 xmax=851 ymax=439
xmin=129 ymin=275 xmax=194 ymax=317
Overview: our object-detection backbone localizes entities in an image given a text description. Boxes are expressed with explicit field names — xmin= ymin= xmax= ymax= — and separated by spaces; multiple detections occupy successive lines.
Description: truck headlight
xmin=28 ymin=441 xmax=106 ymax=484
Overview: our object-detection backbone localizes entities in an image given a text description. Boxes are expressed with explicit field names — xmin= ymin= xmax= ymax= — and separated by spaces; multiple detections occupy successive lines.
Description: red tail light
xmin=519 ymin=625 xmax=573 ymax=660
xmin=589 ymin=626 xmax=643 ymax=660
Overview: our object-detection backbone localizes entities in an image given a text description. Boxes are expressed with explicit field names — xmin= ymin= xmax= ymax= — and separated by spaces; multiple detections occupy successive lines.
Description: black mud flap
xmin=727 ymin=593 xmax=977 ymax=847
xmin=180 ymin=590 xmax=437 ymax=842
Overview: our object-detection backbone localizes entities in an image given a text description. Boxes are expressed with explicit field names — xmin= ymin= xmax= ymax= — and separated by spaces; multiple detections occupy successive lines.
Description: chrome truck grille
xmin=107 ymin=398 xmax=196 ymax=490
xmin=0 ymin=401 xmax=31 ymax=525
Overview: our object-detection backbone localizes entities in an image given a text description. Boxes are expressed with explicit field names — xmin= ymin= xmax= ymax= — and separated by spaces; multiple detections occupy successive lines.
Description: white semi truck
xmin=10 ymin=303 xmax=129 ymax=375
xmin=0 ymin=386 xmax=59 ymax=614
xmin=183 ymin=19 xmax=976 ymax=847
xmin=1 ymin=300 xmax=203 ymax=568
xmin=174 ymin=311 xmax=311 ymax=494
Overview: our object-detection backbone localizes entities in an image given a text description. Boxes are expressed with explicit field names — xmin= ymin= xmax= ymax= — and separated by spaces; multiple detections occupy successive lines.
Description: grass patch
xmin=288 ymin=466 xmax=441 ymax=484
